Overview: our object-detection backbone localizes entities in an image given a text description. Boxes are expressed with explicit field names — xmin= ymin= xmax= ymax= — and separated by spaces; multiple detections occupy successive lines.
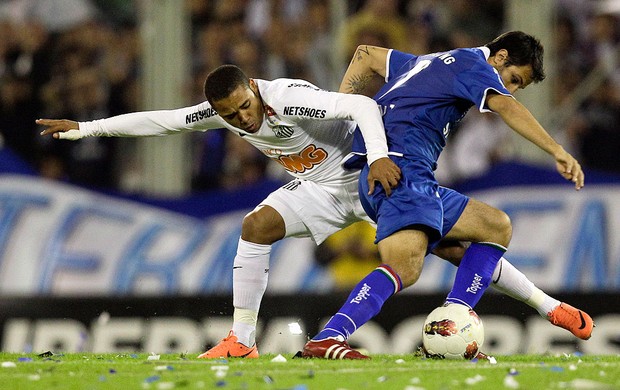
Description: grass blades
xmin=0 ymin=352 xmax=618 ymax=389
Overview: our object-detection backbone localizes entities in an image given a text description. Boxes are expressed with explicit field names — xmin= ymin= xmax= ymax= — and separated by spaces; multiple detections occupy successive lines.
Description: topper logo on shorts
xmin=275 ymin=144 xmax=327 ymax=173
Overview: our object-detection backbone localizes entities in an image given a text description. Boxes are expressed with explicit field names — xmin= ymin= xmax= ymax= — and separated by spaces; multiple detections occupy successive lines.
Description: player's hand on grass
xmin=37 ymin=119 xmax=82 ymax=140
xmin=368 ymin=157 xmax=401 ymax=196
xmin=553 ymin=147 xmax=584 ymax=190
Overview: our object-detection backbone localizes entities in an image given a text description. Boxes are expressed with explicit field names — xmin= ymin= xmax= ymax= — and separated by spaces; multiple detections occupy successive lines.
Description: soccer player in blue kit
xmin=303 ymin=31 xmax=590 ymax=359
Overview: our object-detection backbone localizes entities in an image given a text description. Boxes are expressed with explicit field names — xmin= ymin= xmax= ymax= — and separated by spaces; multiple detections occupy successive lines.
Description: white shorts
xmin=258 ymin=179 xmax=372 ymax=245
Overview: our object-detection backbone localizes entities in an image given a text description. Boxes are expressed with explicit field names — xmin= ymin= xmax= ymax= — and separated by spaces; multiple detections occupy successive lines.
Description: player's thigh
xmin=442 ymin=197 xmax=512 ymax=245
xmin=258 ymin=179 xmax=359 ymax=244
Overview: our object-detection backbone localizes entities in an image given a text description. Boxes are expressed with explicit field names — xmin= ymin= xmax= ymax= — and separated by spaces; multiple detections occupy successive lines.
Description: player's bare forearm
xmin=488 ymin=94 xmax=584 ymax=189
xmin=487 ymin=95 xmax=560 ymax=155
xmin=339 ymin=45 xmax=389 ymax=95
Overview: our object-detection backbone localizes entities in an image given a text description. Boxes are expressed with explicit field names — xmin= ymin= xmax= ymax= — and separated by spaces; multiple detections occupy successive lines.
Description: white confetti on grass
xmin=211 ymin=365 xmax=229 ymax=378
xmin=465 ymin=374 xmax=485 ymax=385
xmin=503 ymin=374 xmax=520 ymax=389
xmin=558 ymin=379 xmax=618 ymax=389
xmin=271 ymin=354 xmax=287 ymax=362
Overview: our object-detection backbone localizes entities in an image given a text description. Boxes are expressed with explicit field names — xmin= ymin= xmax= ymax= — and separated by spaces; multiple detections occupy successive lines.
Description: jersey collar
xmin=478 ymin=46 xmax=491 ymax=60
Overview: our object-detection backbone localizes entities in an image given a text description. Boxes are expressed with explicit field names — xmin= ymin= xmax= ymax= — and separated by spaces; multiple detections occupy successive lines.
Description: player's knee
xmin=495 ymin=210 xmax=512 ymax=245
xmin=484 ymin=209 xmax=512 ymax=246
xmin=378 ymin=231 xmax=427 ymax=287
xmin=398 ymin=259 xmax=423 ymax=287
xmin=383 ymin=253 xmax=425 ymax=287
xmin=240 ymin=209 xmax=284 ymax=244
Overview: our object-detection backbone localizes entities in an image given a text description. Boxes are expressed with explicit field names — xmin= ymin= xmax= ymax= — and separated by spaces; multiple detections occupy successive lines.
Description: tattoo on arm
xmin=346 ymin=74 xmax=373 ymax=94
xmin=354 ymin=45 xmax=370 ymax=62
xmin=342 ymin=45 xmax=377 ymax=94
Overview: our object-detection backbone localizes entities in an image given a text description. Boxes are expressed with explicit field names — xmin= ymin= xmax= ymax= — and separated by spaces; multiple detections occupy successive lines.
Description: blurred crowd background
xmin=0 ymin=0 xmax=619 ymax=289
xmin=2 ymin=0 xmax=619 ymax=191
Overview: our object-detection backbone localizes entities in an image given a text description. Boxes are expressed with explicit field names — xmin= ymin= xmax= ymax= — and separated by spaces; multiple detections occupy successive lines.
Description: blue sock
xmin=313 ymin=265 xmax=402 ymax=341
xmin=446 ymin=242 xmax=506 ymax=308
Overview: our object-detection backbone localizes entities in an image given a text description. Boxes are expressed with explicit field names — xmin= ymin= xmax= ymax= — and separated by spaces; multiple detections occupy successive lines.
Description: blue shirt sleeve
xmin=387 ymin=50 xmax=417 ymax=83
xmin=453 ymin=61 xmax=512 ymax=112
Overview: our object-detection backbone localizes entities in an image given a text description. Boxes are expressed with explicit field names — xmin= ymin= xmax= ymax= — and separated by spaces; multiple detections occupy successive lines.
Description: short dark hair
xmin=485 ymin=31 xmax=546 ymax=83
xmin=203 ymin=64 xmax=251 ymax=105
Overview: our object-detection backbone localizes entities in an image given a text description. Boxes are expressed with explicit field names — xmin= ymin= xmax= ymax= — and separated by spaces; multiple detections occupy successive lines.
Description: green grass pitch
xmin=0 ymin=352 xmax=618 ymax=389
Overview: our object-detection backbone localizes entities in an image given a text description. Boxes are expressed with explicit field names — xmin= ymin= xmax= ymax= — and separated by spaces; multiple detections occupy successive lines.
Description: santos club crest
xmin=272 ymin=125 xmax=294 ymax=138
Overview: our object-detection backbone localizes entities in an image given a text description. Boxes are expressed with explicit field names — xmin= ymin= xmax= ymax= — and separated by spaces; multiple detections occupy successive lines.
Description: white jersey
xmin=79 ymin=78 xmax=388 ymax=187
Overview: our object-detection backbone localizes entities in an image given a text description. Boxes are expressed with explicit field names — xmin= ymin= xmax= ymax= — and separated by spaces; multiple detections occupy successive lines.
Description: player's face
xmin=212 ymin=80 xmax=264 ymax=133
xmin=489 ymin=49 xmax=534 ymax=94
xmin=497 ymin=64 xmax=534 ymax=94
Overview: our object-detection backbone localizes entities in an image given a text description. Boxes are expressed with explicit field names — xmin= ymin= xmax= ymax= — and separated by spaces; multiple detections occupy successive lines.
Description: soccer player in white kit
xmin=38 ymin=65 xmax=592 ymax=359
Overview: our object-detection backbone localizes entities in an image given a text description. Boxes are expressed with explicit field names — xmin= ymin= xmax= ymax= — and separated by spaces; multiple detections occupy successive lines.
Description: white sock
xmin=231 ymin=238 xmax=271 ymax=346
xmin=232 ymin=309 xmax=258 ymax=347
xmin=491 ymin=257 xmax=560 ymax=318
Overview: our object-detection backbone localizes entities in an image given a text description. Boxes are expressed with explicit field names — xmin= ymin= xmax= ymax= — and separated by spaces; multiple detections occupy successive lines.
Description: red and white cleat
xmin=301 ymin=337 xmax=370 ymax=360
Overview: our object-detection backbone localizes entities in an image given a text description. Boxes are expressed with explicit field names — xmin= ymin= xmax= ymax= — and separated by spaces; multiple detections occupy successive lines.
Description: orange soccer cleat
xmin=548 ymin=303 xmax=594 ymax=340
xmin=301 ymin=337 xmax=370 ymax=360
xmin=197 ymin=330 xmax=259 ymax=359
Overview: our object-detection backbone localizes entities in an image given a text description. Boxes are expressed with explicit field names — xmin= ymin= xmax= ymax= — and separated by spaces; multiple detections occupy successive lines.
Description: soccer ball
xmin=421 ymin=304 xmax=484 ymax=360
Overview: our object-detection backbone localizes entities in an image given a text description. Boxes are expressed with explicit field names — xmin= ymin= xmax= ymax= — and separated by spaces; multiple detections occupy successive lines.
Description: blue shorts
xmin=359 ymin=159 xmax=469 ymax=252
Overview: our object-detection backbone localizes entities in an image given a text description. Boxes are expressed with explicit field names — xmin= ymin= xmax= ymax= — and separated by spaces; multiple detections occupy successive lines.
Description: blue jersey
xmin=344 ymin=47 xmax=512 ymax=170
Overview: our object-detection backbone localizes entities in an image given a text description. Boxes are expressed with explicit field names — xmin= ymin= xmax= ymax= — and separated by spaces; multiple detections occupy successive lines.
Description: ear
xmin=249 ymin=78 xmax=258 ymax=93
xmin=492 ymin=49 xmax=509 ymax=66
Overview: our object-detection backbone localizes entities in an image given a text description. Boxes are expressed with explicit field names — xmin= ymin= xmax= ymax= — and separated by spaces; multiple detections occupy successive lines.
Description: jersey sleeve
xmin=79 ymin=101 xmax=227 ymax=137
xmin=271 ymin=80 xmax=389 ymax=165
xmin=386 ymin=50 xmax=417 ymax=83
xmin=453 ymin=63 xmax=513 ymax=113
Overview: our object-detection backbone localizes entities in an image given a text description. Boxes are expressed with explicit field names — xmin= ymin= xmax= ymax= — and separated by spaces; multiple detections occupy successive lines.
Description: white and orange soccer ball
xmin=421 ymin=304 xmax=484 ymax=360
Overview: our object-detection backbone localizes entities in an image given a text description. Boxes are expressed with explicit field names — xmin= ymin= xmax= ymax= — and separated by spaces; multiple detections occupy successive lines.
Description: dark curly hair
xmin=485 ymin=31 xmax=545 ymax=83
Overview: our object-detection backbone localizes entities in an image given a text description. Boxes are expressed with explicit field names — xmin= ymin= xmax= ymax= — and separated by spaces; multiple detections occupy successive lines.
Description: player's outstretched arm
xmin=486 ymin=93 xmax=584 ymax=190
xmin=339 ymin=45 xmax=389 ymax=96
xmin=37 ymin=103 xmax=226 ymax=139
xmin=37 ymin=119 xmax=82 ymax=140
